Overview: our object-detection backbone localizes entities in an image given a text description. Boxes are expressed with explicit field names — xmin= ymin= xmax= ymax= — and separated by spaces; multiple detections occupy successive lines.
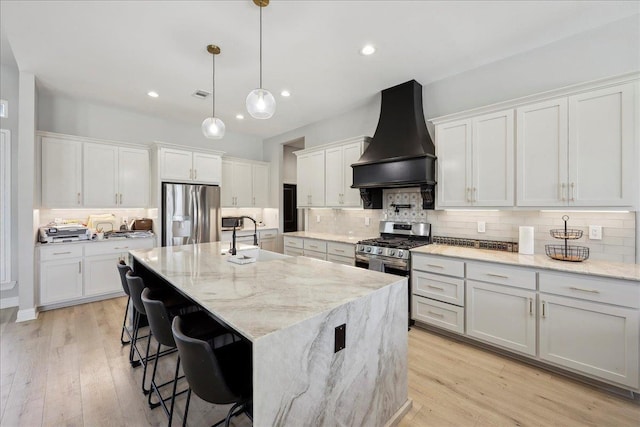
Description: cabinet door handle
xmin=542 ymin=301 xmax=546 ymax=318
xmin=77 ymin=192 xmax=81 ymax=205
xmin=427 ymin=264 xmax=444 ymax=269
xmin=114 ymin=246 xmax=129 ymax=250
xmin=486 ymin=273 xmax=509 ymax=279
xmin=427 ymin=284 xmax=445 ymax=291
xmin=570 ymin=182 xmax=575 ymax=202
xmin=189 ymin=169 xmax=193 ymax=180
xmin=78 ymin=261 xmax=82 ymax=274
xmin=53 ymin=251 xmax=72 ymax=255
xmin=472 ymin=187 xmax=477 ymax=202
xmin=119 ymin=193 xmax=123 ymax=204
xmin=253 ymin=196 xmax=256 ymax=206
xmin=560 ymin=183 xmax=566 ymax=201
xmin=334 ymin=249 xmax=345 ymax=253
xmin=194 ymin=169 xmax=197 ymax=180
xmin=428 ymin=311 xmax=445 ymax=318
xmin=569 ymin=286 xmax=600 ymax=294
xmin=466 ymin=187 xmax=471 ymax=202
xmin=529 ymin=298 xmax=533 ymax=315
xmin=115 ymin=193 xmax=119 ymax=204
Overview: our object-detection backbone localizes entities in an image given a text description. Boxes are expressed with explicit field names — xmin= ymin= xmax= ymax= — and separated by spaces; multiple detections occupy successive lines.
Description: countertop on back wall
xmin=283 ymin=231 xmax=376 ymax=245
xmin=412 ymin=244 xmax=640 ymax=282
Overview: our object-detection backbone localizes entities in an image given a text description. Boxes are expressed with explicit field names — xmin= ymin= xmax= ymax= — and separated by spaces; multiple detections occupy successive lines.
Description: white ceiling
xmin=1 ymin=1 xmax=638 ymax=139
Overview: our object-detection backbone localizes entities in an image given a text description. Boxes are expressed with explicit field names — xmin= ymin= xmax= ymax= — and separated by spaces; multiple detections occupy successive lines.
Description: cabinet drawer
xmin=467 ymin=262 xmax=536 ymax=290
xmin=84 ymin=239 xmax=154 ymax=256
xmin=303 ymin=239 xmax=327 ymax=253
xmin=327 ymin=242 xmax=354 ymax=257
xmin=283 ymin=237 xmax=303 ymax=249
xmin=412 ymin=296 xmax=464 ymax=334
xmin=39 ymin=244 xmax=83 ymax=261
xmin=303 ymin=249 xmax=327 ymax=261
xmin=539 ymin=272 xmax=640 ymax=309
xmin=327 ymin=254 xmax=354 ymax=266
xmin=412 ymin=271 xmax=464 ymax=306
xmin=284 ymin=247 xmax=303 ymax=257
xmin=412 ymin=254 xmax=464 ymax=278
xmin=258 ymin=230 xmax=278 ymax=239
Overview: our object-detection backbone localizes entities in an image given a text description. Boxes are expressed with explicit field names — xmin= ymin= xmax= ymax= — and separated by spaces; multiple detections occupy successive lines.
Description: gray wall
xmin=264 ymin=15 xmax=640 ymax=235
xmin=37 ymin=90 xmax=265 ymax=161
xmin=0 ymin=63 xmax=20 ymax=303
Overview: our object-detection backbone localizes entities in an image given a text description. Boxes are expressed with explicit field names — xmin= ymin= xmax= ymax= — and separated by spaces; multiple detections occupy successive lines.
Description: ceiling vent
xmin=192 ymin=89 xmax=211 ymax=99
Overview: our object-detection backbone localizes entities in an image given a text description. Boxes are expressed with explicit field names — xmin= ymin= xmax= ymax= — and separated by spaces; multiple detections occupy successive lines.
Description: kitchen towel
xmin=519 ymin=226 xmax=535 ymax=255
xmin=368 ymin=258 xmax=385 ymax=272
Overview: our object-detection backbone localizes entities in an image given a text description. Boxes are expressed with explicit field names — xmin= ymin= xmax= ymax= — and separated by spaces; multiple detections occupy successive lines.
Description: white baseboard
xmin=0 ymin=296 xmax=19 ymax=309
xmin=16 ymin=307 xmax=38 ymax=322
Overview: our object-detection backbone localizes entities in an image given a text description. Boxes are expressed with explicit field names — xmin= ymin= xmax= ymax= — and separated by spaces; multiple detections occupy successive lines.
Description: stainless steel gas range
xmin=355 ymin=221 xmax=432 ymax=325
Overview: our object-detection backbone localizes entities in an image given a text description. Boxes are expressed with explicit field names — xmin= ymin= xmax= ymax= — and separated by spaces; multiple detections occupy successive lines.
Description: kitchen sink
xmin=236 ymin=248 xmax=291 ymax=262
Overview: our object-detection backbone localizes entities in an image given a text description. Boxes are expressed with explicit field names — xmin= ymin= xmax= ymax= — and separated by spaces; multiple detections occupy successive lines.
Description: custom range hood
xmin=351 ymin=80 xmax=436 ymax=209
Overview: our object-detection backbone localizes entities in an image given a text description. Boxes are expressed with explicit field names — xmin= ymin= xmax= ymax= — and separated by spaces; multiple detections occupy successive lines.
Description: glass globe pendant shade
xmin=201 ymin=117 xmax=225 ymax=139
xmin=246 ymin=88 xmax=276 ymax=119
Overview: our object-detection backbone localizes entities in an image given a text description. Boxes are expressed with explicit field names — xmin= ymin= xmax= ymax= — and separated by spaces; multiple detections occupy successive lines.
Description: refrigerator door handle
xmin=194 ymin=187 xmax=201 ymax=244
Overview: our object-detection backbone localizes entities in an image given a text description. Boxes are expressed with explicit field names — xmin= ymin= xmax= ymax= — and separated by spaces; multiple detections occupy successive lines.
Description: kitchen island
xmin=129 ymin=242 xmax=410 ymax=426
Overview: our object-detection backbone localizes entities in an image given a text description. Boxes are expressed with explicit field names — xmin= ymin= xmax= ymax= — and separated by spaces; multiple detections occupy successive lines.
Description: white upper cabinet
xmin=517 ymin=98 xmax=568 ymax=206
xmin=568 ymin=83 xmax=635 ymax=206
xmin=437 ymin=109 xmax=514 ymax=207
xmin=159 ymin=148 xmax=222 ymax=184
xmin=252 ymin=163 xmax=270 ymax=207
xmin=325 ymin=142 xmax=363 ymax=207
xmin=84 ymin=144 xmax=149 ymax=208
xmin=296 ymin=150 xmax=325 ymax=207
xmin=221 ymin=159 xmax=269 ymax=207
xmin=41 ymin=136 xmax=83 ymax=207
xmin=517 ymin=83 xmax=636 ymax=207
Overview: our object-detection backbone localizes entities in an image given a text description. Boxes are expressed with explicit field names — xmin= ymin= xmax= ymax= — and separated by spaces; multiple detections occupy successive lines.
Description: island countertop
xmin=411 ymin=244 xmax=640 ymax=281
xmin=130 ymin=241 xmax=405 ymax=342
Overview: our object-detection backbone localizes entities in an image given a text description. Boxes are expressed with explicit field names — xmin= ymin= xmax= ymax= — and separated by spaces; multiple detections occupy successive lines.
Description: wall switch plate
xmin=334 ymin=324 xmax=346 ymax=353
xmin=589 ymin=225 xmax=602 ymax=240
xmin=477 ymin=221 xmax=486 ymax=233
xmin=316 ymin=215 xmax=320 ymax=223
xmin=365 ymin=217 xmax=370 ymax=226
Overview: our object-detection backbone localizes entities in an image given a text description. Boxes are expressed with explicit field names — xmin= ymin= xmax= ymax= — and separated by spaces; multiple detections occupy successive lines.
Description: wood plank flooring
xmin=1 ymin=298 xmax=638 ymax=426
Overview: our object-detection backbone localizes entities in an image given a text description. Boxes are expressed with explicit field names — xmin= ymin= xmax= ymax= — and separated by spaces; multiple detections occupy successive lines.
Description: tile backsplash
xmin=308 ymin=188 xmax=637 ymax=263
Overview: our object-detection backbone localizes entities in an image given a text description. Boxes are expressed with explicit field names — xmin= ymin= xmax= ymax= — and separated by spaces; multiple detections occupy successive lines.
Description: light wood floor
xmin=1 ymin=298 xmax=638 ymax=427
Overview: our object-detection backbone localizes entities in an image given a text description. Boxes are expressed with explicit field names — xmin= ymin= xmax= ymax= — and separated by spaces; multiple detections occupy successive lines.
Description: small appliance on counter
xmin=129 ymin=218 xmax=153 ymax=231
xmin=39 ymin=224 xmax=91 ymax=243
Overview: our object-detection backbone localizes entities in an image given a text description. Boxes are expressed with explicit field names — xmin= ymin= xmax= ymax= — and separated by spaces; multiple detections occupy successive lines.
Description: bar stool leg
xmin=182 ymin=388 xmax=192 ymax=427
xmin=120 ymin=296 xmax=132 ymax=345
xmin=167 ymin=356 xmax=181 ymax=427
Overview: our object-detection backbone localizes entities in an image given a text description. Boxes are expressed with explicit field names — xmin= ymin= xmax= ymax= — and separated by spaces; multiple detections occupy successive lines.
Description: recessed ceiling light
xmin=236 ymin=114 xmax=245 ymax=120
xmin=147 ymin=91 xmax=159 ymax=98
xmin=360 ymin=45 xmax=376 ymax=56
xmin=281 ymin=90 xmax=291 ymax=97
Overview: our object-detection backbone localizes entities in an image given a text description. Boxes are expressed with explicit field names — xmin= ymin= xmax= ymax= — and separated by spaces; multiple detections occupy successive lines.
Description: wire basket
xmin=549 ymin=229 xmax=583 ymax=239
xmin=545 ymin=244 xmax=590 ymax=262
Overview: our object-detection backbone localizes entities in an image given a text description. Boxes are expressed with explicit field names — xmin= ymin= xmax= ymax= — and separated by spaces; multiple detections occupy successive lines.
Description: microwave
xmin=222 ymin=217 xmax=243 ymax=230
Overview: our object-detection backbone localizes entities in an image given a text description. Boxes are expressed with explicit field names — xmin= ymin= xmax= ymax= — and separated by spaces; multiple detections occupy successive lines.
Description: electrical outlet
xmin=316 ymin=215 xmax=320 ymax=223
xmin=477 ymin=221 xmax=486 ymax=233
xmin=589 ymin=225 xmax=602 ymax=240
xmin=365 ymin=217 xmax=370 ymax=226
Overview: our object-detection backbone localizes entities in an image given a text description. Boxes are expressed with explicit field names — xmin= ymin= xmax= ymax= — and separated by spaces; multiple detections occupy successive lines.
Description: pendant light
xmin=246 ymin=0 xmax=275 ymax=119
xmin=202 ymin=44 xmax=225 ymax=139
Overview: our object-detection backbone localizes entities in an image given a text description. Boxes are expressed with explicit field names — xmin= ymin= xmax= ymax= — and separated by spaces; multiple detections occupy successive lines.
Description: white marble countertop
xmin=411 ymin=244 xmax=640 ymax=282
xmin=130 ymin=242 xmax=404 ymax=341
xmin=283 ymin=231 xmax=375 ymax=245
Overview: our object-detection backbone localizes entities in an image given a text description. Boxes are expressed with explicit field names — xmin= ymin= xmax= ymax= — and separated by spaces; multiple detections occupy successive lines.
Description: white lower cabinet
xmin=412 ymin=295 xmax=464 ymax=334
xmin=40 ymin=257 xmax=83 ymax=305
xmin=258 ymin=229 xmax=278 ymax=252
xmin=539 ymin=294 xmax=639 ymax=389
xmin=283 ymin=236 xmax=355 ymax=265
xmin=38 ymin=239 xmax=155 ymax=307
xmin=466 ymin=280 xmax=536 ymax=357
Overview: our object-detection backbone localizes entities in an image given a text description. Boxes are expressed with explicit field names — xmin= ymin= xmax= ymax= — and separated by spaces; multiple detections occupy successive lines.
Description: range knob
xmin=388 ymin=249 xmax=396 ymax=256
xmin=397 ymin=250 xmax=404 ymax=258
xmin=365 ymin=246 xmax=372 ymax=253
xmin=377 ymin=248 xmax=383 ymax=254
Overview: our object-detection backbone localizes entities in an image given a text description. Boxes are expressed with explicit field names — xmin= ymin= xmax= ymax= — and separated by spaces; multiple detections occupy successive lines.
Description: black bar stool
xmin=172 ymin=315 xmax=253 ymax=427
xmin=117 ymin=261 xmax=134 ymax=346
xmin=126 ymin=274 xmax=196 ymax=395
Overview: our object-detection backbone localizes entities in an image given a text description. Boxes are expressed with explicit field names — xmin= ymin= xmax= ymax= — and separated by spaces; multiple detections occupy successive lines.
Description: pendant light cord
xmin=259 ymin=4 xmax=263 ymax=89
xmin=211 ymin=54 xmax=216 ymax=117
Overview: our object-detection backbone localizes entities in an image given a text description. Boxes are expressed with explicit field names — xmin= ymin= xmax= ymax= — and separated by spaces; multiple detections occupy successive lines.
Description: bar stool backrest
xmin=126 ymin=274 xmax=147 ymax=315
xmin=172 ymin=316 xmax=239 ymax=405
xmin=117 ymin=262 xmax=132 ymax=296
xmin=141 ymin=287 xmax=175 ymax=348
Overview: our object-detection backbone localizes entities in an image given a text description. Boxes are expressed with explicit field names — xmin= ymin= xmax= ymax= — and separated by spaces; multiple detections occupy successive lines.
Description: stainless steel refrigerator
xmin=162 ymin=183 xmax=221 ymax=246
